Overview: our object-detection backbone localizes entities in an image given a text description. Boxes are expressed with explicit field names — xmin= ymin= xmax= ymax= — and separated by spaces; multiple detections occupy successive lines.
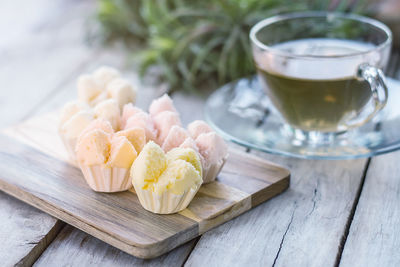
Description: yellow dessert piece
xmin=154 ymin=159 xmax=202 ymax=195
xmin=166 ymin=147 xmax=202 ymax=177
xmin=131 ymin=142 xmax=167 ymax=188
xmin=76 ymin=129 xmax=110 ymax=165
xmin=115 ymin=127 xmax=146 ymax=153
xmin=108 ymin=136 xmax=137 ymax=169
xmin=131 ymin=142 xmax=202 ymax=195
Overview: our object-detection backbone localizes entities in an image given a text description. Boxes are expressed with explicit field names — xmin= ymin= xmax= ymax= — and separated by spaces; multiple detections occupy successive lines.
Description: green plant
xmin=96 ymin=0 xmax=368 ymax=92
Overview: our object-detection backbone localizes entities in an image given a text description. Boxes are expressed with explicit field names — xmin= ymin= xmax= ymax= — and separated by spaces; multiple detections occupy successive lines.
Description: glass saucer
xmin=205 ymin=76 xmax=400 ymax=159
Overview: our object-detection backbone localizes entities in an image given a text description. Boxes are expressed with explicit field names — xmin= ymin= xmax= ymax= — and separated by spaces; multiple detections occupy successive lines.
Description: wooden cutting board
xmin=0 ymin=113 xmax=290 ymax=259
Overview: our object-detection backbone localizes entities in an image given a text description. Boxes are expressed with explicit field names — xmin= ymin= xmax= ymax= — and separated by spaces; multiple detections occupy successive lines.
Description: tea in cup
xmin=250 ymin=12 xmax=392 ymax=134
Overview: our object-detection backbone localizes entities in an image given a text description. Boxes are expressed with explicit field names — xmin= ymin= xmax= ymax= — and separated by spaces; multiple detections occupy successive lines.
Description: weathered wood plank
xmin=34 ymin=225 xmax=198 ymax=267
xmin=339 ymin=152 xmax=400 ymax=267
xmin=185 ymin=154 xmax=368 ymax=267
xmin=0 ymin=0 xmax=99 ymax=265
xmin=0 ymin=191 xmax=63 ymax=267
xmin=338 ymin=54 xmax=400 ymax=267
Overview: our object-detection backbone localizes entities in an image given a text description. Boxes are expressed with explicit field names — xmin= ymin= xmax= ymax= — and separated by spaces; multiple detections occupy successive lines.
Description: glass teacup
xmin=250 ymin=12 xmax=392 ymax=142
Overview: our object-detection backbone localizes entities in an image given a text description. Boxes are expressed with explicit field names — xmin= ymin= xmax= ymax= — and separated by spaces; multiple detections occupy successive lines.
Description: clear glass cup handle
xmin=345 ymin=63 xmax=388 ymax=129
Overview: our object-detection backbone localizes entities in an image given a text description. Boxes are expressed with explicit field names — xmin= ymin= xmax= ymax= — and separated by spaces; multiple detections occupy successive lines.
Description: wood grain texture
xmin=0 ymin=0 xmax=99 ymax=265
xmin=34 ymin=225 xmax=198 ymax=267
xmin=339 ymin=152 xmax=400 ymax=267
xmin=0 ymin=191 xmax=63 ymax=267
xmin=186 ymin=154 xmax=368 ymax=267
xmin=0 ymin=114 xmax=289 ymax=259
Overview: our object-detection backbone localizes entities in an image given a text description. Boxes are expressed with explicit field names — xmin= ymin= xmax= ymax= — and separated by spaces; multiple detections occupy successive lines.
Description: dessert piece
xmin=76 ymin=129 xmax=110 ymax=166
xmin=131 ymin=142 xmax=202 ymax=214
xmin=59 ymin=101 xmax=94 ymax=161
xmin=79 ymin=119 xmax=114 ymax=139
xmin=77 ymin=66 xmax=136 ymax=109
xmin=77 ymin=74 xmax=103 ymax=106
xmin=60 ymin=66 xmax=138 ymax=162
xmin=115 ymin=127 xmax=146 ymax=153
xmin=92 ymin=66 xmax=120 ymax=88
xmin=166 ymin=147 xmax=202 ymax=178
xmin=106 ymin=78 xmax=137 ymax=110
xmin=156 ymin=117 xmax=228 ymax=184
xmin=76 ymin=124 xmax=140 ymax=192
xmin=125 ymin=110 xmax=157 ymax=142
xmin=121 ymin=104 xmax=144 ymax=129
xmin=131 ymin=142 xmax=166 ymax=187
xmin=94 ymin=99 xmax=121 ymax=131
xmin=59 ymin=99 xmax=123 ymax=161
xmin=59 ymin=101 xmax=89 ymax=126
xmin=149 ymin=94 xmax=177 ymax=117
xmin=155 ymin=160 xmax=200 ymax=195
xmin=108 ymin=136 xmax=137 ymax=169
xmin=179 ymin=137 xmax=206 ymax=171
xmin=153 ymin=111 xmax=181 ymax=145
xmin=188 ymin=120 xmax=213 ymax=140
xmin=195 ymin=131 xmax=228 ymax=183
xmin=147 ymin=95 xmax=227 ymax=183
xmin=179 ymin=137 xmax=200 ymax=152
xmin=161 ymin=125 xmax=190 ymax=152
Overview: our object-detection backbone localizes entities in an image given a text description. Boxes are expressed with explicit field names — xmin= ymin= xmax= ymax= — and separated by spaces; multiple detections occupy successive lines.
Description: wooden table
xmin=2 ymin=1 xmax=400 ymax=266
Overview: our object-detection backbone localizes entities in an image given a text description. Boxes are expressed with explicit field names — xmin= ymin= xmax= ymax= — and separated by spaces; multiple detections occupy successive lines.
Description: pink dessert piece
xmin=153 ymin=111 xmax=182 ymax=145
xmin=179 ymin=137 xmax=198 ymax=151
xmin=195 ymin=132 xmax=228 ymax=183
xmin=121 ymin=103 xmax=144 ymax=129
xmin=76 ymin=129 xmax=111 ymax=166
xmin=125 ymin=111 xmax=158 ymax=142
xmin=149 ymin=94 xmax=177 ymax=117
xmin=161 ymin=125 xmax=190 ymax=152
xmin=79 ymin=119 xmax=114 ymax=142
xmin=187 ymin=120 xmax=214 ymax=140
xmin=195 ymin=132 xmax=228 ymax=166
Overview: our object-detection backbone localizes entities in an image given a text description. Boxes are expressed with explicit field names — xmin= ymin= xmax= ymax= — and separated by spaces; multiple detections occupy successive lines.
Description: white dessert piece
xmin=94 ymin=99 xmax=121 ymax=131
xmin=106 ymin=78 xmax=137 ymax=110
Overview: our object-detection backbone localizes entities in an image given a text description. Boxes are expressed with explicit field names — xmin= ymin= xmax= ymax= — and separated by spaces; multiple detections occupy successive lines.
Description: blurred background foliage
xmin=95 ymin=0 xmax=371 ymax=93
